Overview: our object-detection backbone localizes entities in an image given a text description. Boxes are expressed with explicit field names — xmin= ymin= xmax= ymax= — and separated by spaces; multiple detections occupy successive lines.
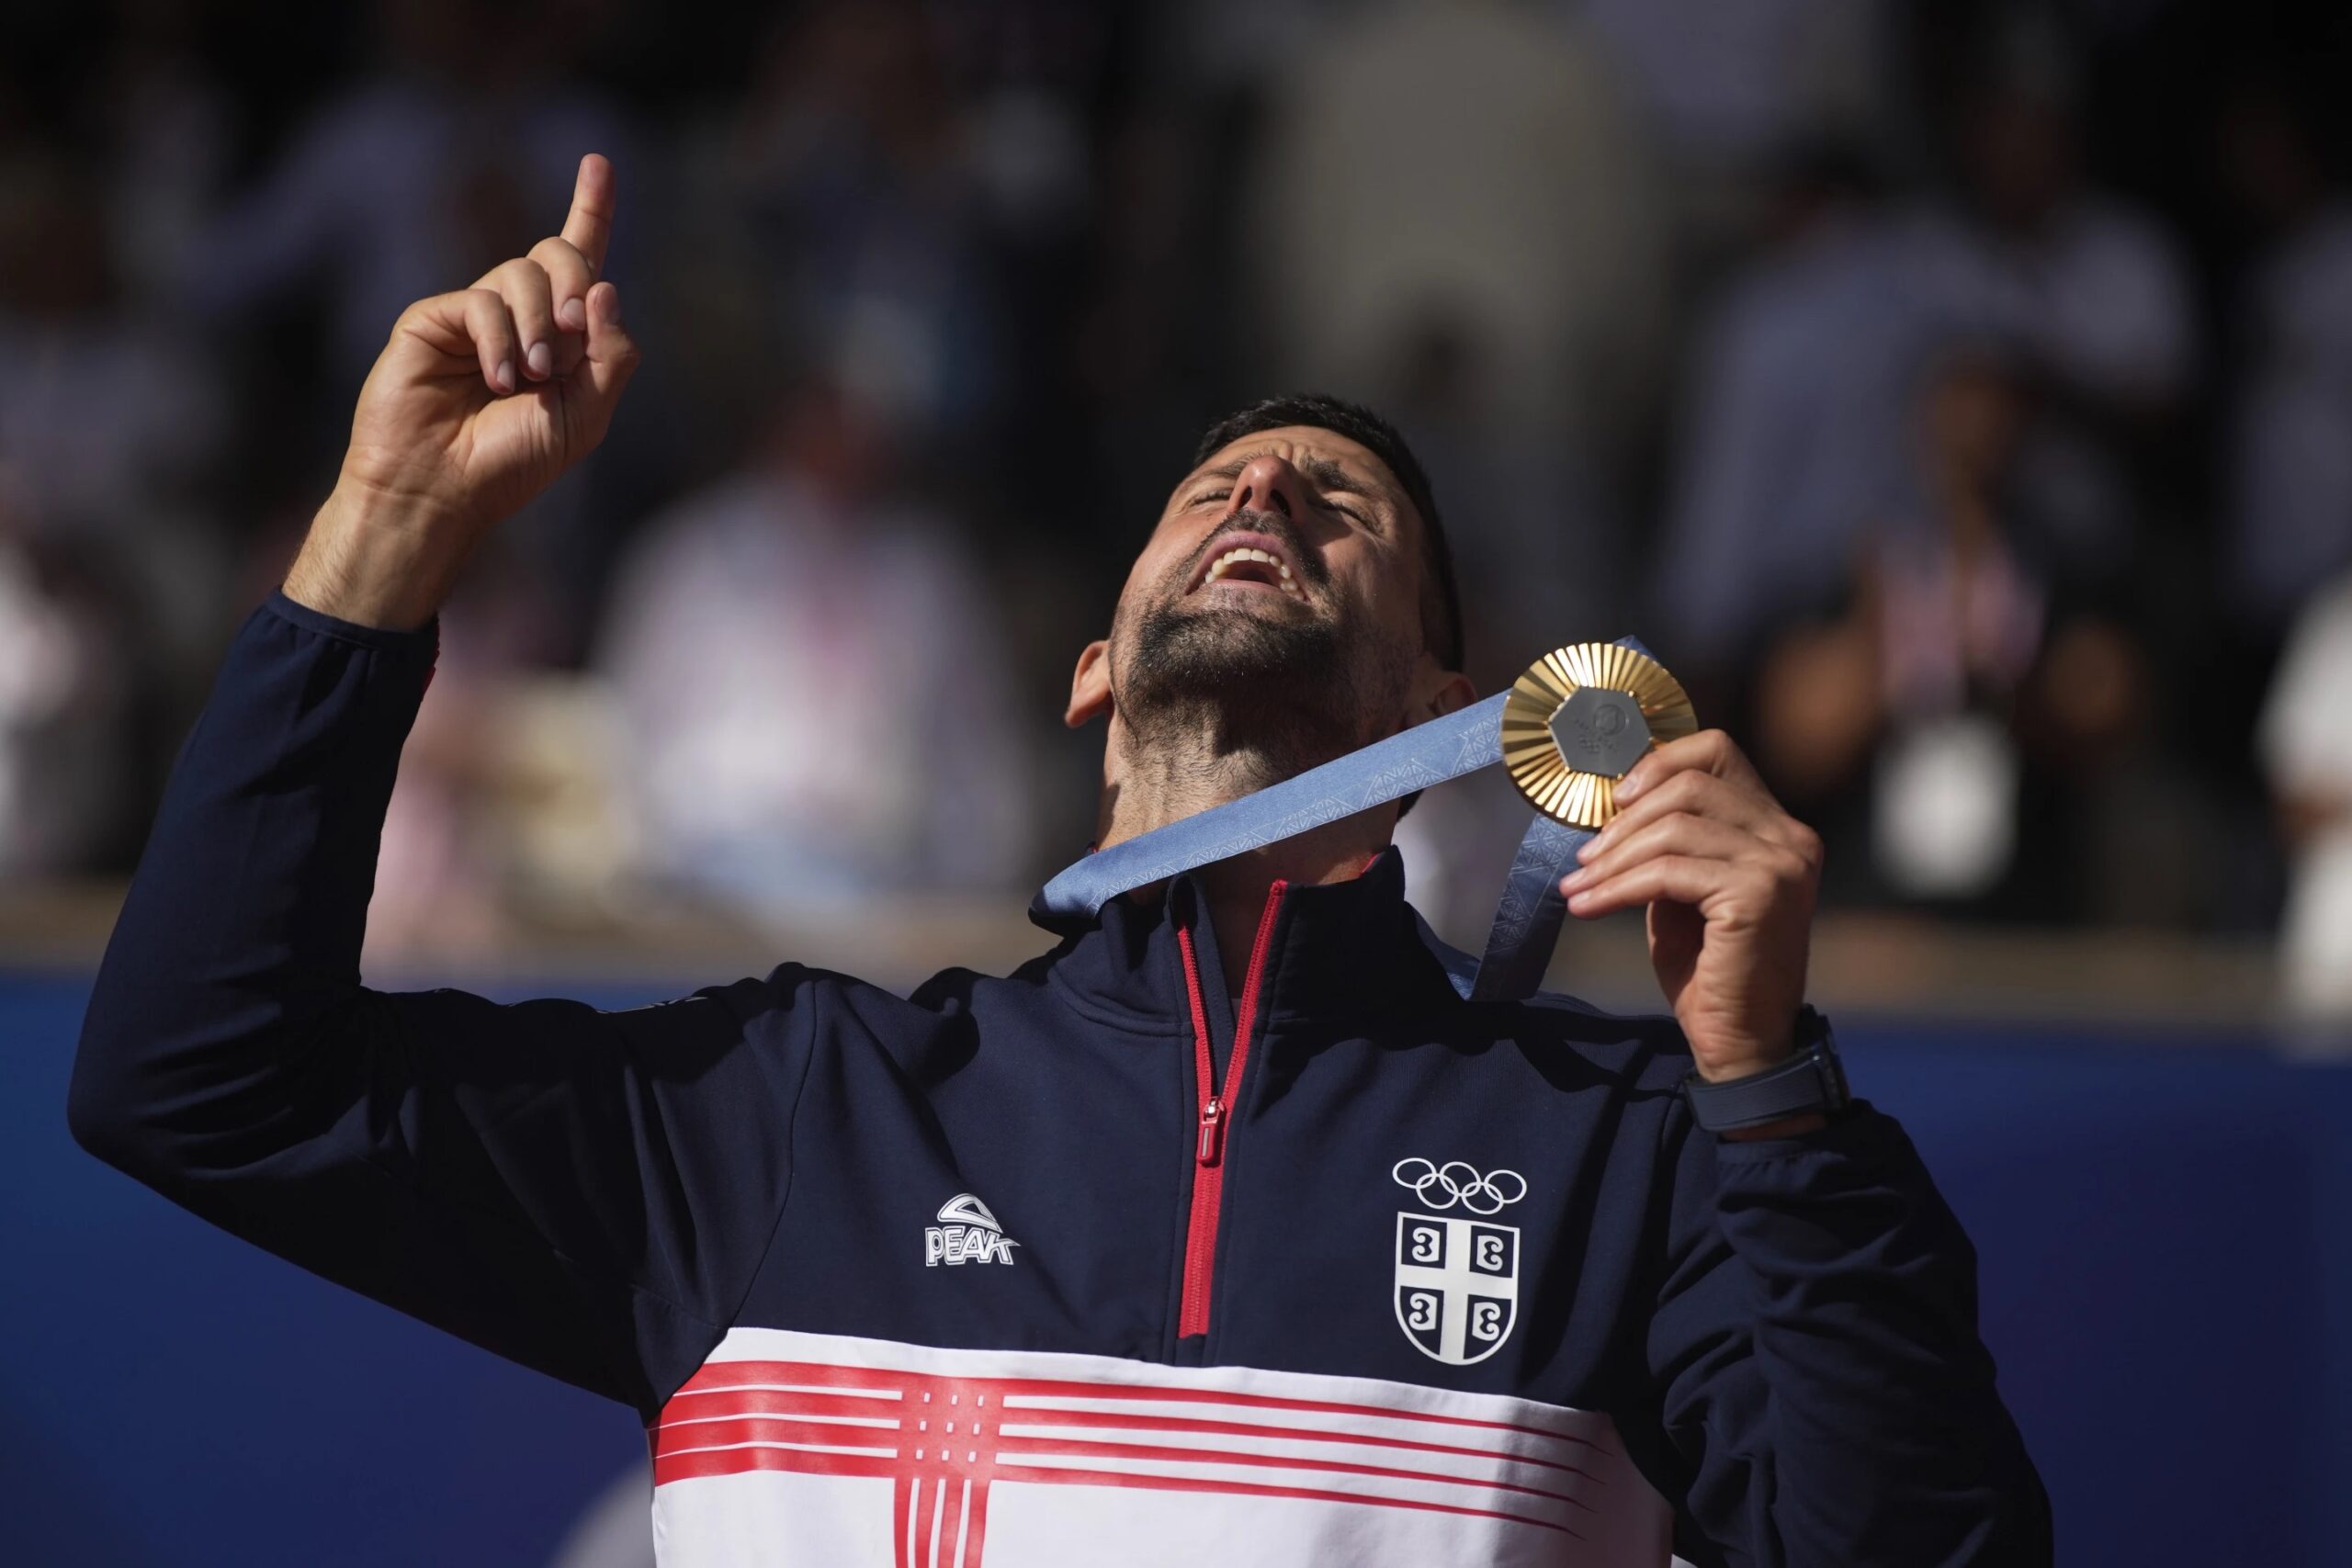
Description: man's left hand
xmin=1559 ymin=729 xmax=1821 ymax=1085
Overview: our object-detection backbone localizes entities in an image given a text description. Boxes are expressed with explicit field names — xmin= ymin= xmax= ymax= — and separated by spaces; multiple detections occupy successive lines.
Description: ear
xmin=1412 ymin=660 xmax=1477 ymax=725
xmin=1066 ymin=638 xmax=1114 ymax=728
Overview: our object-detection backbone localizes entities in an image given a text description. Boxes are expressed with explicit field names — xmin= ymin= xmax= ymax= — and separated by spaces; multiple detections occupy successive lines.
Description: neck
xmin=1096 ymin=720 xmax=1396 ymax=989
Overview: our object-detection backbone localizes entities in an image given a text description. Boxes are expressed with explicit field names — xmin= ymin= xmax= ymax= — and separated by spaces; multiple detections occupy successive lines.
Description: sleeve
xmin=1643 ymin=1096 xmax=2053 ymax=1567
xmin=67 ymin=592 xmax=820 ymax=1415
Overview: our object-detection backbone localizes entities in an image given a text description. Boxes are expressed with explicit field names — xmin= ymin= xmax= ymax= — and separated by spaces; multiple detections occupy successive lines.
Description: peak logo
xmin=924 ymin=1193 xmax=1019 ymax=1267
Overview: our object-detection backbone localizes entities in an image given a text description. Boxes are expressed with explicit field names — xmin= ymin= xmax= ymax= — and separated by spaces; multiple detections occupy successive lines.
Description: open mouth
xmin=1187 ymin=531 xmax=1307 ymax=603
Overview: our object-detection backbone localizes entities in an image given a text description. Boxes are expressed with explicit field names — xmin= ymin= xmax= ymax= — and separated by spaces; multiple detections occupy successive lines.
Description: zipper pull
xmin=1197 ymin=1098 xmax=1225 ymax=1166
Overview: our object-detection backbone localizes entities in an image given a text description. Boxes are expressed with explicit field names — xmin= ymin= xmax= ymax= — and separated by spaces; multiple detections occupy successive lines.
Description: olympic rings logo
xmin=1391 ymin=1158 xmax=1528 ymax=1214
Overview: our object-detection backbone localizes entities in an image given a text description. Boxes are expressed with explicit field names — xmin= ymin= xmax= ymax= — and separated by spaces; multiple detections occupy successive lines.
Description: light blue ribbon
xmin=1033 ymin=639 xmax=1649 ymax=1000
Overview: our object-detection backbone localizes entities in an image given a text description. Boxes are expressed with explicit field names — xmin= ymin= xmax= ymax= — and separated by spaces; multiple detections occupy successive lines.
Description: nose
xmin=1225 ymin=453 xmax=1308 ymax=522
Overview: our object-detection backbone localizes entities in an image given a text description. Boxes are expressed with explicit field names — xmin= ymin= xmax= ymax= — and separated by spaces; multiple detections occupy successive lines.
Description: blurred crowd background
xmin=8 ymin=0 xmax=2352 ymax=1018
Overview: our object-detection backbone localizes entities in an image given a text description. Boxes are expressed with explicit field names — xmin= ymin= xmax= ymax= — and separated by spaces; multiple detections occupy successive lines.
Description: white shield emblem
xmin=1394 ymin=1213 xmax=1519 ymax=1364
xmin=1390 ymin=1159 xmax=1525 ymax=1366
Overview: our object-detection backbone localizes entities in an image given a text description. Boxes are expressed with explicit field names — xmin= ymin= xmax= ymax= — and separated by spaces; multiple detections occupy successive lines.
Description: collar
xmin=1031 ymin=846 xmax=1464 ymax=1032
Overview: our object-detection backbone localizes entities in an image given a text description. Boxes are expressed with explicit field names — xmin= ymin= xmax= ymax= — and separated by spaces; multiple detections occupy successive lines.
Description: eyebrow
xmin=1189 ymin=452 xmax=1368 ymax=496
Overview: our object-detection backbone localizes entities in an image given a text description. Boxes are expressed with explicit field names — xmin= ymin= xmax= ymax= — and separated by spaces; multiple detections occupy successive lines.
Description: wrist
xmin=286 ymin=481 xmax=477 ymax=632
xmin=1680 ymin=1005 xmax=1849 ymax=1136
xmin=1688 ymin=1009 xmax=1804 ymax=1085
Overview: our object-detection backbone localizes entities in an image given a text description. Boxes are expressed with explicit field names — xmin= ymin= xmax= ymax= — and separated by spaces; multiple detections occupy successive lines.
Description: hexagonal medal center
xmin=1547 ymin=686 xmax=1652 ymax=779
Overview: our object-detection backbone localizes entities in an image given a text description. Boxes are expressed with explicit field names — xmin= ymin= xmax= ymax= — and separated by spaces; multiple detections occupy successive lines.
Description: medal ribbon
xmin=1033 ymin=638 xmax=1651 ymax=1001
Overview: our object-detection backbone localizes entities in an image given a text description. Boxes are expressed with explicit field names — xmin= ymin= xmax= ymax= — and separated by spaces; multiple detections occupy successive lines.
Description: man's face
xmin=1080 ymin=425 xmax=1442 ymax=762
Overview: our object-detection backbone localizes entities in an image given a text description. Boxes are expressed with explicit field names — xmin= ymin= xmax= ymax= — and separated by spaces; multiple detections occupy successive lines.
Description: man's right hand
xmin=284 ymin=152 xmax=640 ymax=630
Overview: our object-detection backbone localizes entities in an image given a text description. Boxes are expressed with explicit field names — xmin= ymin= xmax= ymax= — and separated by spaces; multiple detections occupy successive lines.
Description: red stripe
xmin=1176 ymin=880 xmax=1286 ymax=1337
xmin=671 ymin=1362 xmax=1606 ymax=1452
xmin=989 ymin=1430 xmax=1595 ymax=1511
xmin=655 ymin=1355 xmax=1624 ymax=1561
xmin=668 ymin=1391 xmax=1600 ymax=1480
xmin=654 ymin=1415 xmax=1594 ymax=1512
xmin=658 ymin=1443 xmax=1583 ymax=1541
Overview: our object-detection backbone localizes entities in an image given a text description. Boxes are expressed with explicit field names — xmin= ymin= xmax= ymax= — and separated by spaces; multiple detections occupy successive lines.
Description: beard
xmin=1114 ymin=536 xmax=1411 ymax=779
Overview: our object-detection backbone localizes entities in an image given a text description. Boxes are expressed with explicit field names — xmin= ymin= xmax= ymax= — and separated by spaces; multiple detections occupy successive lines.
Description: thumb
xmin=573 ymin=280 xmax=640 ymax=434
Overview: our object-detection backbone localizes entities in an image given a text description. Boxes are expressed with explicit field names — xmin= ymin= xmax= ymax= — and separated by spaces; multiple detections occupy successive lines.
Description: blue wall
xmin=5 ymin=974 xmax=2345 ymax=1565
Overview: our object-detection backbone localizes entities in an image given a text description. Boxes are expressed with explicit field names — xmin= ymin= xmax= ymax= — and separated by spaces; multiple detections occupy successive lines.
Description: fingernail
xmin=1559 ymin=868 xmax=1588 ymax=892
xmin=1617 ymin=773 xmax=1644 ymax=802
xmin=495 ymin=358 xmax=516 ymax=392
xmin=1576 ymin=835 xmax=1601 ymax=863
xmin=526 ymin=342 xmax=553 ymax=378
xmin=559 ymin=298 xmax=587 ymax=331
xmin=601 ymin=286 xmax=622 ymax=325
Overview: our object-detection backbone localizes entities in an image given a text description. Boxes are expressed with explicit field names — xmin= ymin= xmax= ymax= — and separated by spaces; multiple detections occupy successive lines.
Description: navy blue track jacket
xmin=70 ymin=594 xmax=2051 ymax=1567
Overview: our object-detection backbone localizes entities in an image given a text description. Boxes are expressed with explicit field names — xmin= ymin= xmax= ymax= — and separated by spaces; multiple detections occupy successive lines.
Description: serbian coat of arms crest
xmin=1391 ymin=1159 xmax=1524 ymax=1366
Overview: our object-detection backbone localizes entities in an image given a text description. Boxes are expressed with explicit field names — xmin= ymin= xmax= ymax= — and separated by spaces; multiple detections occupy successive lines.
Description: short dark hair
xmin=1191 ymin=394 xmax=1465 ymax=672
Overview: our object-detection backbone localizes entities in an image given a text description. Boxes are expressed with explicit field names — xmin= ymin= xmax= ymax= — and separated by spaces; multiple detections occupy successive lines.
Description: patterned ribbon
xmin=1033 ymin=639 xmax=1650 ymax=1000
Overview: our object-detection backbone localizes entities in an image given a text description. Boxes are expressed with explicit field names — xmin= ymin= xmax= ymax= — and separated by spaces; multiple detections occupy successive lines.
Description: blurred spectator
xmin=1580 ymin=0 xmax=1886 ymax=176
xmin=1241 ymin=0 xmax=1669 ymax=468
xmin=703 ymin=0 xmax=1008 ymax=445
xmin=598 ymin=378 xmax=1035 ymax=919
xmin=1657 ymin=148 xmax=1921 ymax=671
xmin=2259 ymin=570 xmax=2352 ymax=1025
xmin=81 ymin=4 xmax=237 ymax=310
xmin=173 ymin=0 xmax=637 ymax=390
xmin=2221 ymin=78 xmax=2352 ymax=627
xmin=0 ymin=144 xmax=232 ymax=802
xmin=0 ymin=152 xmax=221 ymax=535
xmin=363 ymin=542 xmax=599 ymax=963
xmin=0 ymin=496 xmax=136 ymax=877
xmin=1897 ymin=43 xmax=2192 ymax=572
xmin=1749 ymin=344 xmax=2152 ymax=920
xmin=1661 ymin=37 xmax=2191 ymax=676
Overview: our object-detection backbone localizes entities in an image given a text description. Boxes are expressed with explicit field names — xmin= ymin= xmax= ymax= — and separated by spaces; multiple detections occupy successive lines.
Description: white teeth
xmin=1204 ymin=547 xmax=1304 ymax=597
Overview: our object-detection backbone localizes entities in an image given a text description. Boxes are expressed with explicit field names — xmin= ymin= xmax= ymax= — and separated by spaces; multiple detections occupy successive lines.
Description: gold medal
xmin=1500 ymin=643 xmax=1697 ymax=829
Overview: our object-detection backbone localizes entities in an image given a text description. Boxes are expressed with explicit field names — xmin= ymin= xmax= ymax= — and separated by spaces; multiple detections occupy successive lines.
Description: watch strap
xmin=1682 ymin=1008 xmax=1849 ymax=1132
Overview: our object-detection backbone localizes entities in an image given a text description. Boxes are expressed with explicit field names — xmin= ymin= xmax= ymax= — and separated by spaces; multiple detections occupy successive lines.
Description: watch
xmin=1681 ymin=1006 xmax=1850 ymax=1133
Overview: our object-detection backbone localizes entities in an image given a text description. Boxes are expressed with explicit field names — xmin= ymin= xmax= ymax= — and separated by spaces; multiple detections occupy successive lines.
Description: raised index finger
xmin=560 ymin=153 xmax=616 ymax=277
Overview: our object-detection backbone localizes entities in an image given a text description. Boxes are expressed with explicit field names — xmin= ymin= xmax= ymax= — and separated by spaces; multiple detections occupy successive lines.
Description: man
xmin=71 ymin=156 xmax=2048 ymax=1565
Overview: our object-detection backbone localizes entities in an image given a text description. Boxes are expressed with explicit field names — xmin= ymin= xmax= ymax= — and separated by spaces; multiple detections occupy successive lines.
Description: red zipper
xmin=1174 ymin=879 xmax=1287 ymax=1338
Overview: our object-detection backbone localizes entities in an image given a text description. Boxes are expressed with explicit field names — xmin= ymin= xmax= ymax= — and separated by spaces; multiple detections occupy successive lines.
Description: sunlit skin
xmin=283 ymin=154 xmax=1826 ymax=1125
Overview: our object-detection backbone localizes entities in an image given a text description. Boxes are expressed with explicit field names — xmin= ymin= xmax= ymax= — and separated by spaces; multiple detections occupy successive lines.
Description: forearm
xmin=283 ymin=479 xmax=478 ymax=632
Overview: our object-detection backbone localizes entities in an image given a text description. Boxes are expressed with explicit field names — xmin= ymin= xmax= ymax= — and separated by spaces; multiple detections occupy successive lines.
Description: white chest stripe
xmin=650 ymin=1328 xmax=1673 ymax=1568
